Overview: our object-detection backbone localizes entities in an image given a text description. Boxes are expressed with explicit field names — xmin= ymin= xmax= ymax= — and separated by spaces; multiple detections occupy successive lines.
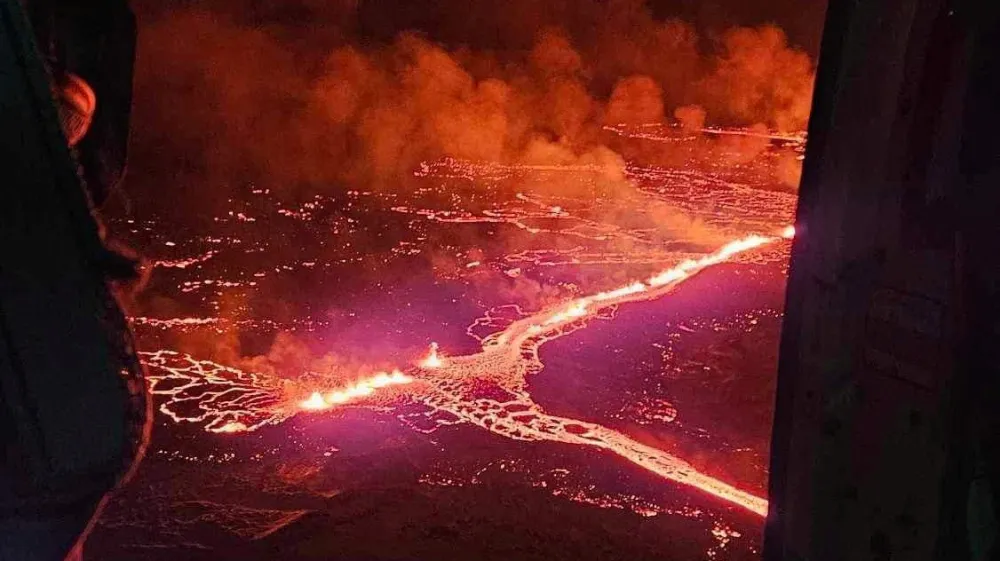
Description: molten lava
xmin=420 ymin=342 xmax=444 ymax=369
xmin=142 ymin=228 xmax=791 ymax=518
xmin=299 ymin=370 xmax=414 ymax=411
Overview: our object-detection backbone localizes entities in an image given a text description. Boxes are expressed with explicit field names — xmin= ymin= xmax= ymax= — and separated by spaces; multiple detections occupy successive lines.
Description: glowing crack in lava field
xmin=89 ymin=126 xmax=802 ymax=560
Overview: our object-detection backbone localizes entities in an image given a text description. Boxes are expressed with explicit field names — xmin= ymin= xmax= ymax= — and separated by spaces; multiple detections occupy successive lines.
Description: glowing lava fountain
xmin=420 ymin=342 xmax=444 ymax=369
xmin=143 ymin=229 xmax=792 ymax=518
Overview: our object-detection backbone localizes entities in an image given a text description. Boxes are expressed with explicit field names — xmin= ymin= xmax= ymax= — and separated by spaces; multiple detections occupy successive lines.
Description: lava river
xmin=142 ymin=228 xmax=793 ymax=518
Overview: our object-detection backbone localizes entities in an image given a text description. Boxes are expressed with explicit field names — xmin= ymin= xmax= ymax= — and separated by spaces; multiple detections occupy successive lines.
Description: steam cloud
xmin=126 ymin=0 xmax=815 ymax=367
xmin=128 ymin=0 xmax=815 ymax=210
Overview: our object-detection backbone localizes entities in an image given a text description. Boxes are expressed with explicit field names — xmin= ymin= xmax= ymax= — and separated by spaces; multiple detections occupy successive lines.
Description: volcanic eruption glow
xmin=88 ymin=0 xmax=827 ymax=554
xmin=420 ymin=342 xmax=444 ymax=369
xmin=298 ymin=370 xmax=414 ymax=411
xmin=142 ymin=227 xmax=790 ymax=517
xmin=110 ymin=119 xmax=805 ymax=561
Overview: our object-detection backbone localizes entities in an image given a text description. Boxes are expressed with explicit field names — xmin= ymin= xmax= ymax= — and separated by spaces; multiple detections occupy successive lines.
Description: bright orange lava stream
xmin=142 ymin=228 xmax=793 ymax=518
xmin=300 ymin=370 xmax=413 ymax=410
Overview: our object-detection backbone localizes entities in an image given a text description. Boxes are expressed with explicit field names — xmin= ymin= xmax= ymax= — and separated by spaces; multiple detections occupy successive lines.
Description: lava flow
xmin=300 ymin=370 xmax=413 ymax=410
xmin=143 ymin=228 xmax=792 ymax=517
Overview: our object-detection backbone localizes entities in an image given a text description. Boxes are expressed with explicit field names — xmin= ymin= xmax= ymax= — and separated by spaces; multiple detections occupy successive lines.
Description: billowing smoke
xmin=696 ymin=25 xmax=815 ymax=132
xmin=126 ymin=0 xmax=815 ymax=213
xmin=124 ymin=1 xmax=814 ymax=367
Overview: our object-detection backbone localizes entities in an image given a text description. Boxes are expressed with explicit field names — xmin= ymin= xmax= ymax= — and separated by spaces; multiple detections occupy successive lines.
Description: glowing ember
xmin=782 ymin=225 xmax=796 ymax=238
xmin=153 ymin=250 xmax=218 ymax=269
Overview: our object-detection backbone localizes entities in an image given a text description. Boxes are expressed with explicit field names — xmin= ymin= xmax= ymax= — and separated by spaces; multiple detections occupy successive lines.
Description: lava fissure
xmin=143 ymin=229 xmax=790 ymax=516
